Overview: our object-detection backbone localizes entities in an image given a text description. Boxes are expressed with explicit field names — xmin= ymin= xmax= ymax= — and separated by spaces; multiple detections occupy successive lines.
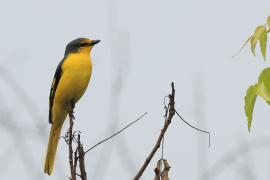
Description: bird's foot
xmin=68 ymin=99 xmax=76 ymax=119
xmin=69 ymin=111 xmax=75 ymax=120
xmin=70 ymin=99 xmax=75 ymax=109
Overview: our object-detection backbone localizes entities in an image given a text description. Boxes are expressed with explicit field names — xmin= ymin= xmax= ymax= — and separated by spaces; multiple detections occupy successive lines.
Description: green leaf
xmin=244 ymin=85 xmax=257 ymax=131
xmin=231 ymin=36 xmax=251 ymax=58
xmin=251 ymin=36 xmax=257 ymax=56
xmin=251 ymin=25 xmax=266 ymax=56
xmin=259 ymin=27 xmax=267 ymax=60
xmin=245 ymin=82 xmax=270 ymax=131
xmin=255 ymin=82 xmax=270 ymax=102
xmin=246 ymin=68 xmax=270 ymax=131
xmin=258 ymin=68 xmax=270 ymax=93
xmin=258 ymin=67 xmax=270 ymax=82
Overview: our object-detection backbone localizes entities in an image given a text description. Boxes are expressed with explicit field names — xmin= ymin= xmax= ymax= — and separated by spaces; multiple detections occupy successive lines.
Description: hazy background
xmin=0 ymin=0 xmax=270 ymax=179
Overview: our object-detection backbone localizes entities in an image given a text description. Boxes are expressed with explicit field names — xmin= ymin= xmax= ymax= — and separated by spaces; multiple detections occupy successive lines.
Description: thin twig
xmin=175 ymin=110 xmax=211 ymax=147
xmin=77 ymin=134 xmax=87 ymax=180
xmin=160 ymin=136 xmax=165 ymax=173
xmin=133 ymin=82 xmax=175 ymax=180
xmin=74 ymin=149 xmax=78 ymax=179
xmin=160 ymin=96 xmax=169 ymax=175
xmin=81 ymin=112 xmax=148 ymax=157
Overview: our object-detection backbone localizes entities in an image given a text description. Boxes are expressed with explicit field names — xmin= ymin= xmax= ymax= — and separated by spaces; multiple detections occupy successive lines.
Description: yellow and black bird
xmin=44 ymin=38 xmax=100 ymax=175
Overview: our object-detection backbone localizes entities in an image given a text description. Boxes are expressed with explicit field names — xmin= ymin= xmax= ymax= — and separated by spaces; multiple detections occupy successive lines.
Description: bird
xmin=44 ymin=38 xmax=100 ymax=175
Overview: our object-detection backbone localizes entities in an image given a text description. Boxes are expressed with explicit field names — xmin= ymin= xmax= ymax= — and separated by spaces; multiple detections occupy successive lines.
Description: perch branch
xmin=68 ymin=102 xmax=76 ymax=180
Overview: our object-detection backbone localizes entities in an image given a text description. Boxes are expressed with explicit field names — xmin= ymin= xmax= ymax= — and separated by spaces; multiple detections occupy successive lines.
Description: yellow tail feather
xmin=44 ymin=125 xmax=63 ymax=175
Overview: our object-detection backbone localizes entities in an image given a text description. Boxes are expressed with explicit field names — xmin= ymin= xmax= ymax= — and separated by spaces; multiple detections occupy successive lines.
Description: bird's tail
xmin=44 ymin=124 xmax=63 ymax=175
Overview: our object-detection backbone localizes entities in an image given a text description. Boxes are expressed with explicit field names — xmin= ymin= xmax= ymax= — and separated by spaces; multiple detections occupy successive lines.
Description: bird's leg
xmin=70 ymin=99 xmax=75 ymax=110
xmin=68 ymin=99 xmax=75 ymax=120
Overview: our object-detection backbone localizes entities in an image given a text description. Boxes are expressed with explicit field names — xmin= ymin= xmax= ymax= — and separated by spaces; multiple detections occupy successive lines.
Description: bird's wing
xmin=49 ymin=59 xmax=65 ymax=124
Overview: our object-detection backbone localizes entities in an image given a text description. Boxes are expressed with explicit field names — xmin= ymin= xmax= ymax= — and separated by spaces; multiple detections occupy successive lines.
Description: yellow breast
xmin=54 ymin=53 xmax=92 ymax=107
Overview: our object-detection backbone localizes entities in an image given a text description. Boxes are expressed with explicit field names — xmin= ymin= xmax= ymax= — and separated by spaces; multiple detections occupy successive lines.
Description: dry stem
xmin=154 ymin=160 xmax=161 ymax=180
xmin=68 ymin=105 xmax=76 ymax=180
xmin=133 ymin=82 xmax=175 ymax=180
xmin=67 ymin=101 xmax=88 ymax=180
xmin=77 ymin=134 xmax=87 ymax=180
xmin=160 ymin=159 xmax=171 ymax=180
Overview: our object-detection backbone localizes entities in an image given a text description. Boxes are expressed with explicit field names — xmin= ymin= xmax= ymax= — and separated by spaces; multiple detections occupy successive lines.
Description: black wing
xmin=49 ymin=59 xmax=65 ymax=124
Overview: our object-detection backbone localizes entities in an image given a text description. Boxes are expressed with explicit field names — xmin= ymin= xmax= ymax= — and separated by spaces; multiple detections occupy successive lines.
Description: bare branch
xmin=133 ymin=82 xmax=175 ymax=180
xmin=68 ymin=103 xmax=76 ymax=180
xmin=77 ymin=134 xmax=87 ymax=180
xmin=74 ymin=149 xmax=79 ymax=179
xmin=154 ymin=160 xmax=161 ymax=180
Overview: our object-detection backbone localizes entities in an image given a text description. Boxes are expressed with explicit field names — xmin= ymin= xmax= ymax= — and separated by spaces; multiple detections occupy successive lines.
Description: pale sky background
xmin=1 ymin=0 xmax=270 ymax=179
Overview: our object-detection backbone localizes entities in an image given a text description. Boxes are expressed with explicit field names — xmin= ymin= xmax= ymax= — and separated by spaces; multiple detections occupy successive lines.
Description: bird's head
xmin=65 ymin=38 xmax=100 ymax=56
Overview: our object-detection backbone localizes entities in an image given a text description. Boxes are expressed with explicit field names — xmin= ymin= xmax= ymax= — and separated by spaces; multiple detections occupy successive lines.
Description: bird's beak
xmin=90 ymin=40 xmax=100 ymax=46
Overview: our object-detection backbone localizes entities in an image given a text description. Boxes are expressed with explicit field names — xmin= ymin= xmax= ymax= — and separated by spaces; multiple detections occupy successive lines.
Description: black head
xmin=65 ymin=38 xmax=100 ymax=56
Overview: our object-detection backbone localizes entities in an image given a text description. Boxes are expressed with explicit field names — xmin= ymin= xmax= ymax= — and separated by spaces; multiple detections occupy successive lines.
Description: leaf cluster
xmin=243 ymin=16 xmax=270 ymax=131
xmin=245 ymin=68 xmax=270 ymax=131
xmin=236 ymin=16 xmax=270 ymax=60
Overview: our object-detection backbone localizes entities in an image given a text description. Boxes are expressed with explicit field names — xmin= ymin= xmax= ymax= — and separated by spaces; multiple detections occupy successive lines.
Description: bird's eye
xmin=80 ymin=43 xmax=88 ymax=47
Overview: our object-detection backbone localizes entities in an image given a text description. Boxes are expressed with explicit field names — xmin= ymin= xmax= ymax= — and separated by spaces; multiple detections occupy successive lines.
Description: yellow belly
xmin=53 ymin=53 xmax=92 ymax=109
